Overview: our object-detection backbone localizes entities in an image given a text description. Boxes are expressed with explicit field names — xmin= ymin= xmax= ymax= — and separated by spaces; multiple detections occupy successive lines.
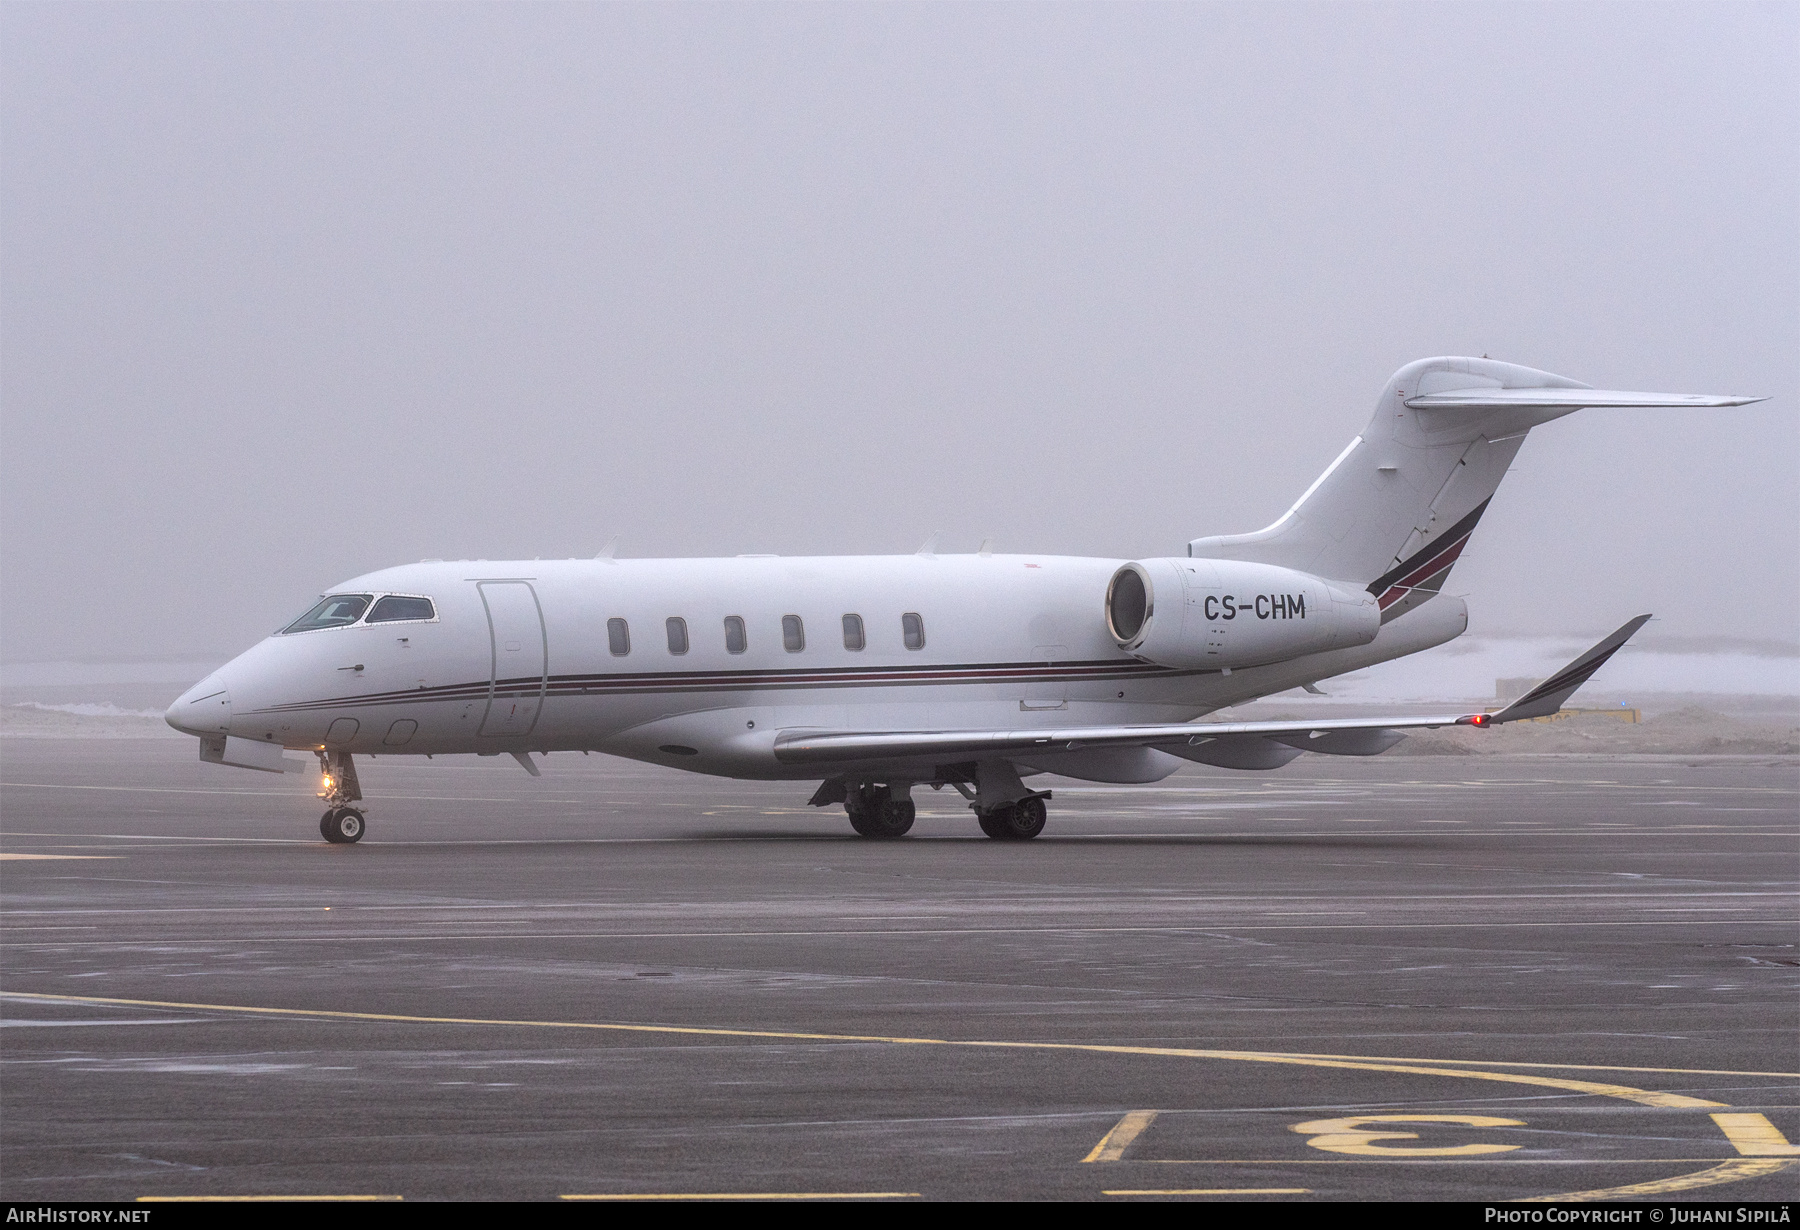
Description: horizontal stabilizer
xmin=1489 ymin=615 xmax=1652 ymax=723
xmin=1406 ymin=388 xmax=1765 ymax=411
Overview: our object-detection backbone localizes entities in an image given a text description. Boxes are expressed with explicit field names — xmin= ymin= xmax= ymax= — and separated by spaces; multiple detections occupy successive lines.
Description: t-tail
xmin=1187 ymin=357 xmax=1764 ymax=623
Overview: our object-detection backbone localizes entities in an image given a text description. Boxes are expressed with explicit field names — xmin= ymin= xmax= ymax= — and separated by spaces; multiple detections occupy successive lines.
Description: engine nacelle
xmin=1105 ymin=557 xmax=1379 ymax=670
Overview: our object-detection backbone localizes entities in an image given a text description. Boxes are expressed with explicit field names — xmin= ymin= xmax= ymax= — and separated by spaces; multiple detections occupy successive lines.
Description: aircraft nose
xmin=166 ymin=675 xmax=232 ymax=735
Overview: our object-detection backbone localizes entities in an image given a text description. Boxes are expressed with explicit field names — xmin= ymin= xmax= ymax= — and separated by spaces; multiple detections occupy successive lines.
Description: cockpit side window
xmin=367 ymin=596 xmax=436 ymax=624
xmin=281 ymin=594 xmax=373 ymax=634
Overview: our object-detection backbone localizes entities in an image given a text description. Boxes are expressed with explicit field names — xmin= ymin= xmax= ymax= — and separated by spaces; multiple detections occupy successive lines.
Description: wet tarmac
xmin=3 ymin=739 xmax=1795 ymax=1201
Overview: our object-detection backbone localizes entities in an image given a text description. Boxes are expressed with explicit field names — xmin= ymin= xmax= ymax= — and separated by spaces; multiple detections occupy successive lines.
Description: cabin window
xmin=782 ymin=615 xmax=805 ymax=653
xmin=724 ymin=616 xmax=747 ymax=654
xmin=366 ymin=595 xmax=435 ymax=624
xmin=607 ymin=618 xmax=630 ymax=656
xmin=666 ymin=617 xmax=689 ymax=655
xmin=902 ymin=612 xmax=926 ymax=650
xmin=281 ymin=594 xmax=373 ymax=634
xmin=842 ymin=614 xmax=865 ymax=651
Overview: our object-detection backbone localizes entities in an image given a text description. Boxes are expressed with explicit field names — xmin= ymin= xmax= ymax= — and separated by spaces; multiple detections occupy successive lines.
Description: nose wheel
xmin=321 ymin=807 xmax=366 ymax=844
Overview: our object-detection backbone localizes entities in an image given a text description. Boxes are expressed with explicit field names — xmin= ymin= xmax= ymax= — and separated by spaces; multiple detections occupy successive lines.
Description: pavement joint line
xmin=0 ymin=991 xmax=1729 ymax=1110
xmin=8 ymin=919 xmax=1794 ymax=948
xmin=6 ymin=836 xmax=1794 ymax=846
xmin=4 ymin=889 xmax=1791 ymax=913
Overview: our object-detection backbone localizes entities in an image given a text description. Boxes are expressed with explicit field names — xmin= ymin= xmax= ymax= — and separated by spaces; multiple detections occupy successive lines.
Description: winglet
xmin=1488 ymin=615 xmax=1652 ymax=723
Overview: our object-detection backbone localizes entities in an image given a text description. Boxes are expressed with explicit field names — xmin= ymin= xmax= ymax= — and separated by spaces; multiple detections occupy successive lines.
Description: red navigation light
xmin=1470 ymin=714 xmax=1490 ymax=728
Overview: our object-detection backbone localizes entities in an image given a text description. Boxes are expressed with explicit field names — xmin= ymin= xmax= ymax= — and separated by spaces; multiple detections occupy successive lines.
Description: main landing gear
xmin=317 ymin=749 xmax=366 ymax=844
xmin=813 ymin=767 xmax=1052 ymax=841
xmin=845 ymin=784 xmax=915 ymax=839
xmin=976 ymin=795 xmax=1047 ymax=841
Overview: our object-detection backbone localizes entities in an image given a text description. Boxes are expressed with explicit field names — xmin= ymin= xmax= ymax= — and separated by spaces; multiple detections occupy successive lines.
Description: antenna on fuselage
xmin=595 ymin=536 xmax=619 ymax=563
xmin=916 ymin=534 xmax=939 ymax=558
xmin=977 ymin=538 xmax=994 ymax=558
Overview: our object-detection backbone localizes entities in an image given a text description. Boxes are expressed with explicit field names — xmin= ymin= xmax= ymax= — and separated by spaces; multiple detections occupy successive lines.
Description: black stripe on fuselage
xmin=245 ymin=658 xmax=1182 ymax=715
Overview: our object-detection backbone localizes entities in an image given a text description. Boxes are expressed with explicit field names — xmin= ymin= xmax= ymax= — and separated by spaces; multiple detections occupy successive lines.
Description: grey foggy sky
xmin=3 ymin=1 xmax=1795 ymax=664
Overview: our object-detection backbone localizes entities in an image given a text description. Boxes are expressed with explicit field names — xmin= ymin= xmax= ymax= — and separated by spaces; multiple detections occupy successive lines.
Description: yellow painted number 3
xmin=1292 ymin=1114 xmax=1525 ymax=1156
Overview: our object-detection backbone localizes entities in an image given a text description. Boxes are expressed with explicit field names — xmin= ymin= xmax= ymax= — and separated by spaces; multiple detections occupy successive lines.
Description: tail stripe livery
xmin=1366 ymin=497 xmax=1491 ymax=617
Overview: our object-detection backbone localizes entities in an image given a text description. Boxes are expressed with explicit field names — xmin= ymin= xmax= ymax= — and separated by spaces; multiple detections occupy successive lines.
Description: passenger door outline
xmin=477 ymin=581 xmax=547 ymax=737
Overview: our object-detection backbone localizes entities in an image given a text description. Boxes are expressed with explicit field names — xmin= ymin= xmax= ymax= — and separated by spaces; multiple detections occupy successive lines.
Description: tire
xmin=872 ymin=798 xmax=914 ymax=838
xmin=321 ymin=808 xmax=365 ymax=844
xmin=980 ymin=797 xmax=1046 ymax=841
xmin=1007 ymin=796 xmax=1047 ymax=839
xmin=850 ymin=797 xmax=913 ymax=839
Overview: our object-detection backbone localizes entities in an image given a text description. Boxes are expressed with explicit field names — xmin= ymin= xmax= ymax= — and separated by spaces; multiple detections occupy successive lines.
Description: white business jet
xmin=166 ymin=357 xmax=1761 ymax=844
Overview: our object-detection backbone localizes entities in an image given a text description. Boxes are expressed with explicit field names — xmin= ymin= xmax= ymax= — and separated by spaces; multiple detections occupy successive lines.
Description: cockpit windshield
xmin=281 ymin=594 xmax=373 ymax=634
xmin=367 ymin=596 xmax=436 ymax=624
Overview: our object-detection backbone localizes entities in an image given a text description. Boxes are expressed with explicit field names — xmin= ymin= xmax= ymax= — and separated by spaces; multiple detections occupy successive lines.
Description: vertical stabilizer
xmin=1186 ymin=357 xmax=1759 ymax=622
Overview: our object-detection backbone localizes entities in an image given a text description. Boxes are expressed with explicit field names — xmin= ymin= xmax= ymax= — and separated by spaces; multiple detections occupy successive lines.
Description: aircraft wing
xmin=772 ymin=615 xmax=1651 ymax=766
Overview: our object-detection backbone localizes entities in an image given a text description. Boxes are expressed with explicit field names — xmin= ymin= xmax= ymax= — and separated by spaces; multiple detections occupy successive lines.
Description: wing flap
xmin=771 ymin=712 xmax=1475 ymax=765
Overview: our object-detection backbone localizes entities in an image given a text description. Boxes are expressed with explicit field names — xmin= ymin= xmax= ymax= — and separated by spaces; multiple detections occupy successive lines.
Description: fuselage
xmin=167 ymin=552 xmax=1466 ymax=783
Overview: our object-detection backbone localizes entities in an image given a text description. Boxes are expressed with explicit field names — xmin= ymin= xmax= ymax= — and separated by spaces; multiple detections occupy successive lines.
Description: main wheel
xmin=980 ymin=797 xmax=1046 ymax=840
xmin=871 ymin=798 xmax=914 ymax=838
xmin=1007 ymin=796 xmax=1047 ymax=839
xmin=321 ymin=807 xmax=365 ymax=844
xmin=850 ymin=797 xmax=914 ymax=839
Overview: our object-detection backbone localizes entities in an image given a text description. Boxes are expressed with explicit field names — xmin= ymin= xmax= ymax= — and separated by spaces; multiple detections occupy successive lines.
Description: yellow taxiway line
xmin=0 ymin=990 xmax=1728 ymax=1110
xmin=1104 ymin=1189 xmax=1309 ymax=1196
xmin=1520 ymin=1159 xmax=1796 ymax=1202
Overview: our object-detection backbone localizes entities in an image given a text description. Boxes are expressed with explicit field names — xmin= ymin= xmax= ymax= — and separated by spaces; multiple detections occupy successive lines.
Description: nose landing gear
xmin=320 ymin=807 xmax=366 ymax=843
xmin=316 ymin=749 xmax=366 ymax=844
